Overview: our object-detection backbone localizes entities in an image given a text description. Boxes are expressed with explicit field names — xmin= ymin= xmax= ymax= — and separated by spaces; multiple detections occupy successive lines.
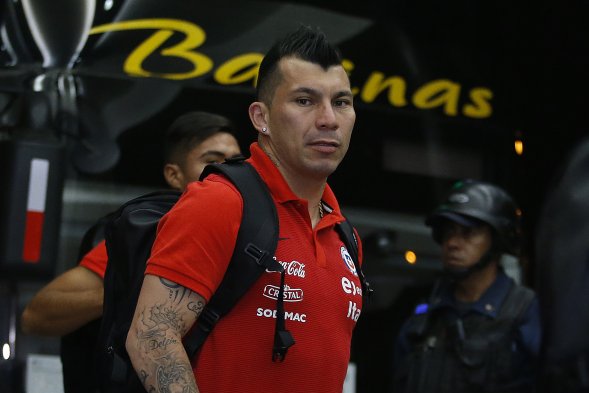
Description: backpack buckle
xmin=245 ymin=243 xmax=268 ymax=266
xmin=272 ymin=329 xmax=295 ymax=362
xmin=198 ymin=308 xmax=221 ymax=333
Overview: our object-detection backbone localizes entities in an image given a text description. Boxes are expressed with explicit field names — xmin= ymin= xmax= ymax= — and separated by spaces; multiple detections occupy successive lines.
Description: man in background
xmin=393 ymin=180 xmax=541 ymax=393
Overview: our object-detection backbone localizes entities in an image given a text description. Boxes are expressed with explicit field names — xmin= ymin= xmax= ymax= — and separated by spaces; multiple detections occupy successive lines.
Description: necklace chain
xmin=318 ymin=201 xmax=324 ymax=219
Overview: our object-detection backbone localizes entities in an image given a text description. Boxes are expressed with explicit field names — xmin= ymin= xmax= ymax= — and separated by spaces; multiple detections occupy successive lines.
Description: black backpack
xmin=96 ymin=158 xmax=370 ymax=393
xmin=60 ymin=214 xmax=111 ymax=393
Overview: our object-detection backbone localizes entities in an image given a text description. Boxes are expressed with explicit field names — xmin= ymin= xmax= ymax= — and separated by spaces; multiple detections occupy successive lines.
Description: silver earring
xmin=262 ymin=127 xmax=267 ymax=133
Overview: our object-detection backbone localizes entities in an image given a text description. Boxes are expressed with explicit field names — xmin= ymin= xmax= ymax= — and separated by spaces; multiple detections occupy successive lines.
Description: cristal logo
xmin=340 ymin=246 xmax=357 ymax=276
xmin=263 ymin=285 xmax=304 ymax=302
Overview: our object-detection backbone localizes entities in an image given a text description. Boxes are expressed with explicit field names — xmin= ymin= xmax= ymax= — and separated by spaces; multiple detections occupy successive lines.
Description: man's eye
xmin=334 ymin=99 xmax=352 ymax=107
xmin=297 ymin=98 xmax=311 ymax=105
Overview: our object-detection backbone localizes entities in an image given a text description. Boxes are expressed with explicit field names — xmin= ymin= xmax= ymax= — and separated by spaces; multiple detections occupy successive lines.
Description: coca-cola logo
xmin=266 ymin=259 xmax=306 ymax=278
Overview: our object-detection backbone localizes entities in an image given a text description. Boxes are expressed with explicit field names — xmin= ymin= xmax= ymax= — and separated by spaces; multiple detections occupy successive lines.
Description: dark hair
xmin=163 ymin=111 xmax=235 ymax=165
xmin=256 ymin=25 xmax=343 ymax=104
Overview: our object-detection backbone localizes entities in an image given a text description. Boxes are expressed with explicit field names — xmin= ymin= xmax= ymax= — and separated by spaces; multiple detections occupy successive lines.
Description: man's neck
xmin=259 ymin=141 xmax=327 ymax=216
xmin=453 ymin=262 xmax=499 ymax=303
xmin=283 ymin=169 xmax=326 ymax=229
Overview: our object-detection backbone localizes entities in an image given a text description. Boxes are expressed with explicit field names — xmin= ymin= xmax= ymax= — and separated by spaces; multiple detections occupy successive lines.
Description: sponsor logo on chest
xmin=265 ymin=258 xmax=306 ymax=278
xmin=254 ymin=246 xmax=362 ymax=324
xmin=341 ymin=276 xmax=362 ymax=322
xmin=263 ymin=284 xmax=304 ymax=302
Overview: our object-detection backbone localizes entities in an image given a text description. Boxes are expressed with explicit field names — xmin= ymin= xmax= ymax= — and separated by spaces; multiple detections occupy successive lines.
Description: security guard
xmin=392 ymin=180 xmax=541 ymax=393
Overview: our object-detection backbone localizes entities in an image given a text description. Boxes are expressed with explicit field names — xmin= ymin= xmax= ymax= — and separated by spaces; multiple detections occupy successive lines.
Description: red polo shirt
xmin=78 ymin=240 xmax=108 ymax=278
xmin=147 ymin=142 xmax=364 ymax=393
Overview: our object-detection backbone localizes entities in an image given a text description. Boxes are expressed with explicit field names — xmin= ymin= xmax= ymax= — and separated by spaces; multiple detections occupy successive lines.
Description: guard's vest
xmin=397 ymin=280 xmax=535 ymax=393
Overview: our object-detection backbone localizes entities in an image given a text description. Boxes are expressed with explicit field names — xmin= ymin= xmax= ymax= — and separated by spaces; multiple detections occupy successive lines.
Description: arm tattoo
xmin=137 ymin=302 xmax=185 ymax=354
xmin=187 ymin=300 xmax=205 ymax=317
xmin=139 ymin=370 xmax=157 ymax=393
xmin=155 ymin=355 xmax=197 ymax=393
xmin=132 ymin=279 xmax=201 ymax=392
xmin=135 ymin=305 xmax=199 ymax=391
xmin=160 ymin=278 xmax=194 ymax=304
xmin=158 ymin=278 xmax=205 ymax=317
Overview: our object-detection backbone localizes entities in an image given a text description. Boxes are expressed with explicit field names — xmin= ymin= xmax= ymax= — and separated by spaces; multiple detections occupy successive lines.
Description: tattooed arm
xmin=126 ymin=274 xmax=206 ymax=393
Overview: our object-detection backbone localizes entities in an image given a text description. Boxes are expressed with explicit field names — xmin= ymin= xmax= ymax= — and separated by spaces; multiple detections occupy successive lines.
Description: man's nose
xmin=316 ymin=103 xmax=338 ymax=130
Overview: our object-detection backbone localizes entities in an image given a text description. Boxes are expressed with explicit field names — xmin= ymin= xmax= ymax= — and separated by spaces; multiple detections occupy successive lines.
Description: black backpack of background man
xmin=95 ymin=158 xmax=370 ymax=393
xmin=60 ymin=213 xmax=113 ymax=393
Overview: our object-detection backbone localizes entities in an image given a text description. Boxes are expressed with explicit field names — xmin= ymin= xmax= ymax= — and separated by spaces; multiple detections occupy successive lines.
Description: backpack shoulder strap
xmin=498 ymin=281 xmax=535 ymax=323
xmin=474 ymin=280 xmax=536 ymax=345
xmin=184 ymin=158 xmax=290 ymax=358
xmin=335 ymin=218 xmax=373 ymax=300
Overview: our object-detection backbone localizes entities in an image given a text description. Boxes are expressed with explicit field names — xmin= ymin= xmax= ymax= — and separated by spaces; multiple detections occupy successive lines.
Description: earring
xmin=262 ymin=127 xmax=267 ymax=133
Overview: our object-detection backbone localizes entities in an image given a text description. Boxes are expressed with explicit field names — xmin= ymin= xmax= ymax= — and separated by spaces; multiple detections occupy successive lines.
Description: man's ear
xmin=249 ymin=101 xmax=268 ymax=134
xmin=163 ymin=163 xmax=184 ymax=190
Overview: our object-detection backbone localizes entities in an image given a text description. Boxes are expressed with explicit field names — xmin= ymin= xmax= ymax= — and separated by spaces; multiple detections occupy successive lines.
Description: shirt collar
xmin=431 ymin=270 xmax=514 ymax=318
xmin=246 ymin=142 xmax=343 ymax=220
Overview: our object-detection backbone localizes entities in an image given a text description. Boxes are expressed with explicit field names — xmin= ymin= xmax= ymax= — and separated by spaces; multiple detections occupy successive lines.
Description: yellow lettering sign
xmin=89 ymin=19 xmax=213 ymax=80
xmin=413 ymin=79 xmax=460 ymax=116
xmin=89 ymin=18 xmax=494 ymax=119
xmin=214 ymin=53 xmax=264 ymax=86
xmin=341 ymin=60 xmax=360 ymax=95
xmin=361 ymin=71 xmax=408 ymax=107
xmin=463 ymin=87 xmax=493 ymax=118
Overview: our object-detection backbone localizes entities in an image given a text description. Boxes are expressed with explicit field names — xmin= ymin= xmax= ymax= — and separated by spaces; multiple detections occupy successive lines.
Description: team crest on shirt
xmin=340 ymin=246 xmax=358 ymax=276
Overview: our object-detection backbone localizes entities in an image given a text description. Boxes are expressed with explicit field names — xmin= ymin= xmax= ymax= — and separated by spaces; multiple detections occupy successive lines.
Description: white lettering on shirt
xmin=341 ymin=276 xmax=363 ymax=297
xmin=347 ymin=301 xmax=361 ymax=322
xmin=263 ymin=285 xmax=304 ymax=302
xmin=265 ymin=259 xmax=306 ymax=278
xmin=256 ymin=308 xmax=307 ymax=323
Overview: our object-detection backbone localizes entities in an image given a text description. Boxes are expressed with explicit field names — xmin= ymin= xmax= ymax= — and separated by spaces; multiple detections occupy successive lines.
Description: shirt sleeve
xmin=78 ymin=240 xmax=108 ymax=279
xmin=146 ymin=175 xmax=243 ymax=301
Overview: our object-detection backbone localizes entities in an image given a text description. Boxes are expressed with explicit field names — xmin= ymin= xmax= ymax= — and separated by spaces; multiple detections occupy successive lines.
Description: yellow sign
xmin=90 ymin=18 xmax=492 ymax=119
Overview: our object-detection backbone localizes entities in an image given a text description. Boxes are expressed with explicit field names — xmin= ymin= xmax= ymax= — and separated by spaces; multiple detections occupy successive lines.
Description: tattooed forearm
xmin=128 ymin=275 xmax=202 ymax=393
xmin=160 ymin=278 xmax=195 ymax=304
xmin=155 ymin=356 xmax=198 ymax=393
xmin=148 ymin=337 xmax=179 ymax=351
xmin=139 ymin=370 xmax=157 ymax=392
xmin=187 ymin=300 xmax=205 ymax=317
xmin=136 ymin=302 xmax=186 ymax=354
xmin=139 ymin=369 xmax=149 ymax=385
xmin=158 ymin=279 xmax=206 ymax=319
